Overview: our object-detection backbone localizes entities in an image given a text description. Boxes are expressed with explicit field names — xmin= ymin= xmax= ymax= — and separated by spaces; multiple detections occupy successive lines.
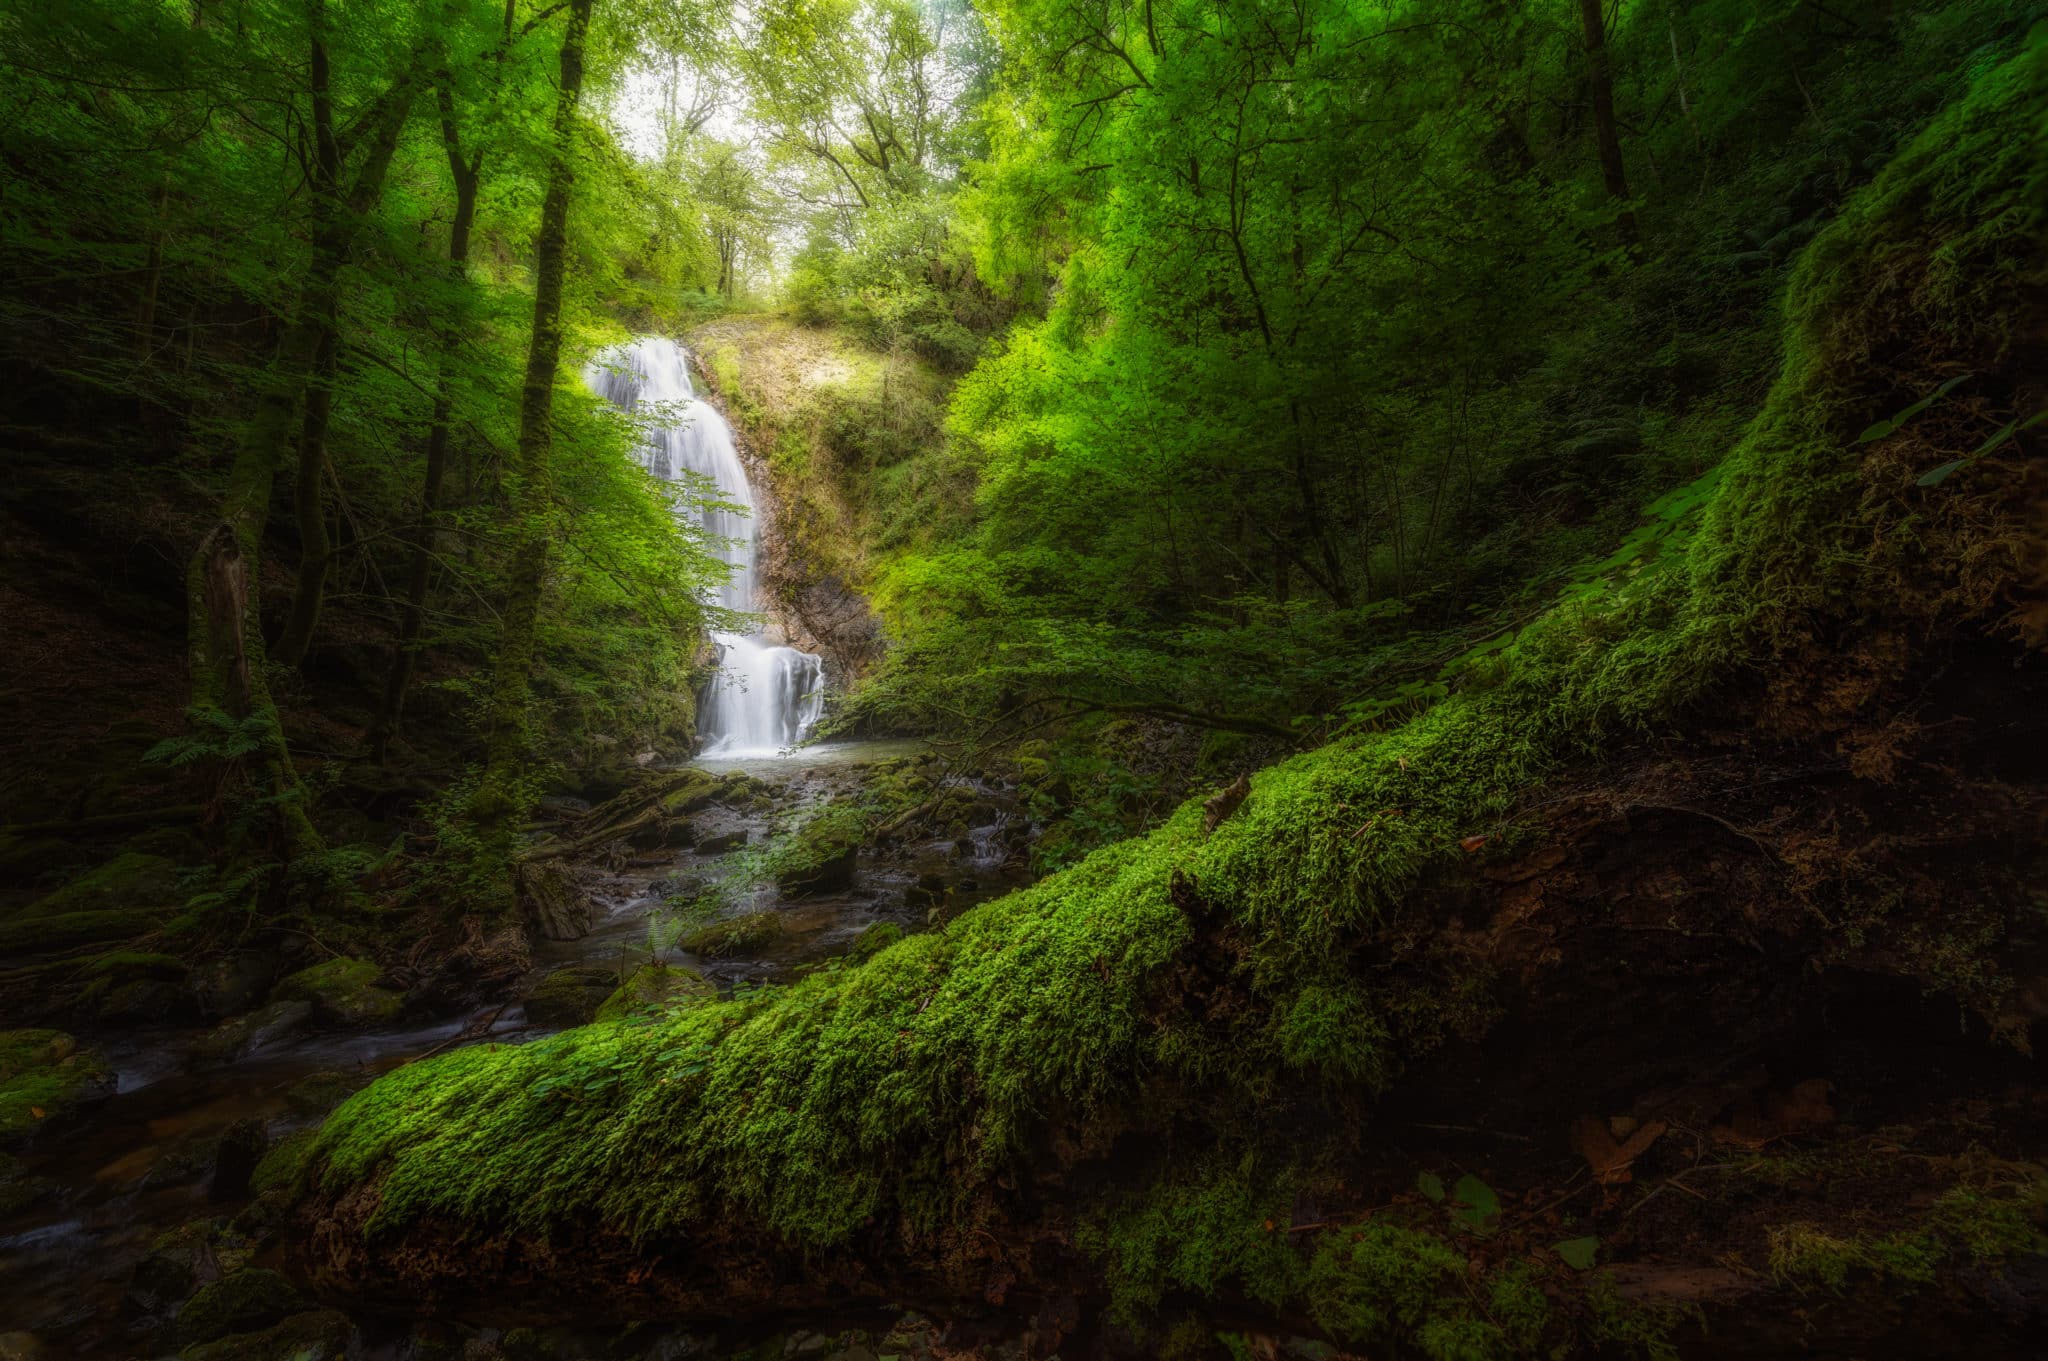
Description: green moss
xmin=0 ymin=907 xmax=168 ymax=955
xmin=85 ymin=950 xmax=189 ymax=980
xmin=1768 ymin=1171 xmax=2048 ymax=1290
xmin=271 ymin=958 xmax=402 ymax=1028
xmin=175 ymin=1268 xmax=304 ymax=1346
xmin=1080 ymin=1157 xmax=1306 ymax=1325
xmin=250 ymin=1129 xmax=318 ymax=1197
xmin=0 ymin=1029 xmax=113 ymax=1141
xmin=595 ymin=964 xmax=716 ymax=1022
xmin=305 ymin=44 xmax=2048 ymax=1354
xmin=17 ymin=851 xmax=179 ymax=918
xmin=675 ymin=910 xmax=787 ymax=957
xmin=179 ymin=1309 xmax=350 ymax=1361
xmin=522 ymin=965 xmax=621 ymax=1028
xmin=768 ymin=802 xmax=866 ymax=896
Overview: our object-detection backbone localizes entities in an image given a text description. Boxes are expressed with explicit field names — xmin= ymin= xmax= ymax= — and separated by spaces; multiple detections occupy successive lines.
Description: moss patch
xmin=0 ymin=1029 xmax=113 ymax=1142
xmin=595 ymin=964 xmax=717 ymax=1022
xmin=272 ymin=958 xmax=402 ymax=1028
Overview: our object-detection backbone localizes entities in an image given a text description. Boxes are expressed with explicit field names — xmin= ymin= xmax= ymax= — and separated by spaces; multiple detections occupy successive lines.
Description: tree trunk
xmin=368 ymin=83 xmax=484 ymax=763
xmin=276 ymin=5 xmax=420 ymax=668
xmin=1577 ymin=0 xmax=1637 ymax=244
xmin=468 ymin=0 xmax=595 ymax=832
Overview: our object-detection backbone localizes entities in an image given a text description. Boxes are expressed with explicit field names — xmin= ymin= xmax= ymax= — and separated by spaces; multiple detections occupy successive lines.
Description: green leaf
xmin=1555 ymin=1236 xmax=1600 ymax=1270
xmin=1916 ymin=459 xmax=1968 ymax=487
xmin=1855 ymin=418 xmax=1898 ymax=444
xmin=1448 ymin=1173 xmax=1501 ymax=1235
xmin=1417 ymin=1170 xmax=1446 ymax=1203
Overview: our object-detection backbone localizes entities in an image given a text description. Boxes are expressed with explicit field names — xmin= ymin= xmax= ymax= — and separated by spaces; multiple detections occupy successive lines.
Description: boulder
xmin=771 ymin=805 xmax=865 ymax=897
xmin=0 ymin=1029 xmax=114 ymax=1143
xmin=208 ymin=1117 xmax=268 ymax=1202
xmin=15 ymin=851 xmax=178 ymax=917
xmin=694 ymin=829 xmax=748 ymax=855
xmin=175 ymin=1269 xmax=305 ymax=1347
xmin=595 ymin=964 xmax=717 ymax=1022
xmin=676 ymin=912 xmax=785 ymax=959
xmin=514 ymin=860 xmax=590 ymax=941
xmin=271 ymin=958 xmax=403 ymax=1028
xmin=191 ymin=951 xmax=280 ymax=1018
xmin=523 ymin=965 xmax=620 ymax=1028
xmin=848 ymin=922 xmax=904 ymax=963
xmin=194 ymin=1000 xmax=312 ymax=1063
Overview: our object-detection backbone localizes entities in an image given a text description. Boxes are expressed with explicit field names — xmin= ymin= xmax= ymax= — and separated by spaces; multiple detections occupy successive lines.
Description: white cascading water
xmin=585 ymin=337 xmax=825 ymax=756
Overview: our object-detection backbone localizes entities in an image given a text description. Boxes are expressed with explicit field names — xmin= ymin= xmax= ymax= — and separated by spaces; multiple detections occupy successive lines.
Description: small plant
xmin=1418 ymin=1170 xmax=1501 ymax=1237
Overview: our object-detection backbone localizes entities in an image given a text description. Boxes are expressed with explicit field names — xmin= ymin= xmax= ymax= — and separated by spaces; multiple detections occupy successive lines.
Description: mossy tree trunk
xmin=467 ymin=0 xmax=596 ymax=834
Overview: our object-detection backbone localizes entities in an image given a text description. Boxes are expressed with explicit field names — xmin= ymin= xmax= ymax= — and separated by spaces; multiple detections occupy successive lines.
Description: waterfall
xmin=586 ymin=337 xmax=825 ymax=757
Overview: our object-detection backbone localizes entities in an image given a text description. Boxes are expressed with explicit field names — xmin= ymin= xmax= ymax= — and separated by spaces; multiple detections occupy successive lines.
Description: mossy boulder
xmin=676 ymin=911 xmax=786 ymax=958
xmin=180 ymin=1310 xmax=351 ymax=1361
xmin=848 ymin=922 xmax=904 ymax=963
xmin=271 ymin=958 xmax=403 ymax=1028
xmin=595 ymin=964 xmax=717 ymax=1022
xmin=771 ymin=804 xmax=865 ymax=896
xmin=128 ymin=1219 xmax=239 ymax=1315
xmin=523 ymin=965 xmax=621 ymax=1028
xmin=0 ymin=1029 xmax=114 ymax=1142
xmin=0 ymin=907 xmax=169 ymax=955
xmin=17 ymin=851 xmax=179 ymax=917
xmin=249 ymin=1128 xmax=318 ymax=1197
xmin=175 ymin=1269 xmax=304 ymax=1347
xmin=658 ymin=769 xmax=722 ymax=816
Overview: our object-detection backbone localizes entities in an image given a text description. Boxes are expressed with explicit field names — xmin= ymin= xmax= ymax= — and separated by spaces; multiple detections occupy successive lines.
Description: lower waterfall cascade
xmin=586 ymin=336 xmax=825 ymax=756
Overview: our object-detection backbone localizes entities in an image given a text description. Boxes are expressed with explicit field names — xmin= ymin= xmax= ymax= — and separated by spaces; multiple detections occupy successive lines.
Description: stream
xmin=0 ymin=739 xmax=1035 ymax=1356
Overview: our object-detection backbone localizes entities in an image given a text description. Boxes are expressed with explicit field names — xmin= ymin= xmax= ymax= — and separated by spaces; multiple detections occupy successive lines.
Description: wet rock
xmin=180 ymin=1309 xmax=350 ymax=1361
xmin=94 ymin=977 xmax=188 ymax=1023
xmin=175 ymin=1268 xmax=304 ymax=1347
xmin=595 ymin=964 xmax=716 ymax=1022
xmin=523 ymin=965 xmax=621 ymax=1028
xmin=195 ymin=999 xmax=313 ymax=1063
xmin=209 ymin=1117 xmax=268 ymax=1201
xmin=905 ymin=872 xmax=948 ymax=912
xmin=0 ymin=1029 xmax=114 ymax=1143
xmin=695 ymin=829 xmax=749 ymax=855
xmin=128 ymin=1220 xmax=228 ymax=1315
xmin=676 ymin=912 xmax=785 ymax=958
xmin=192 ymin=951 xmax=280 ymax=1018
xmin=773 ymin=805 xmax=863 ymax=897
xmin=272 ymin=958 xmax=404 ymax=1028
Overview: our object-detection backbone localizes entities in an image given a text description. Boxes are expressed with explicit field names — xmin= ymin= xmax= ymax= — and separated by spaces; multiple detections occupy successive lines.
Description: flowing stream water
xmin=585 ymin=337 xmax=824 ymax=757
